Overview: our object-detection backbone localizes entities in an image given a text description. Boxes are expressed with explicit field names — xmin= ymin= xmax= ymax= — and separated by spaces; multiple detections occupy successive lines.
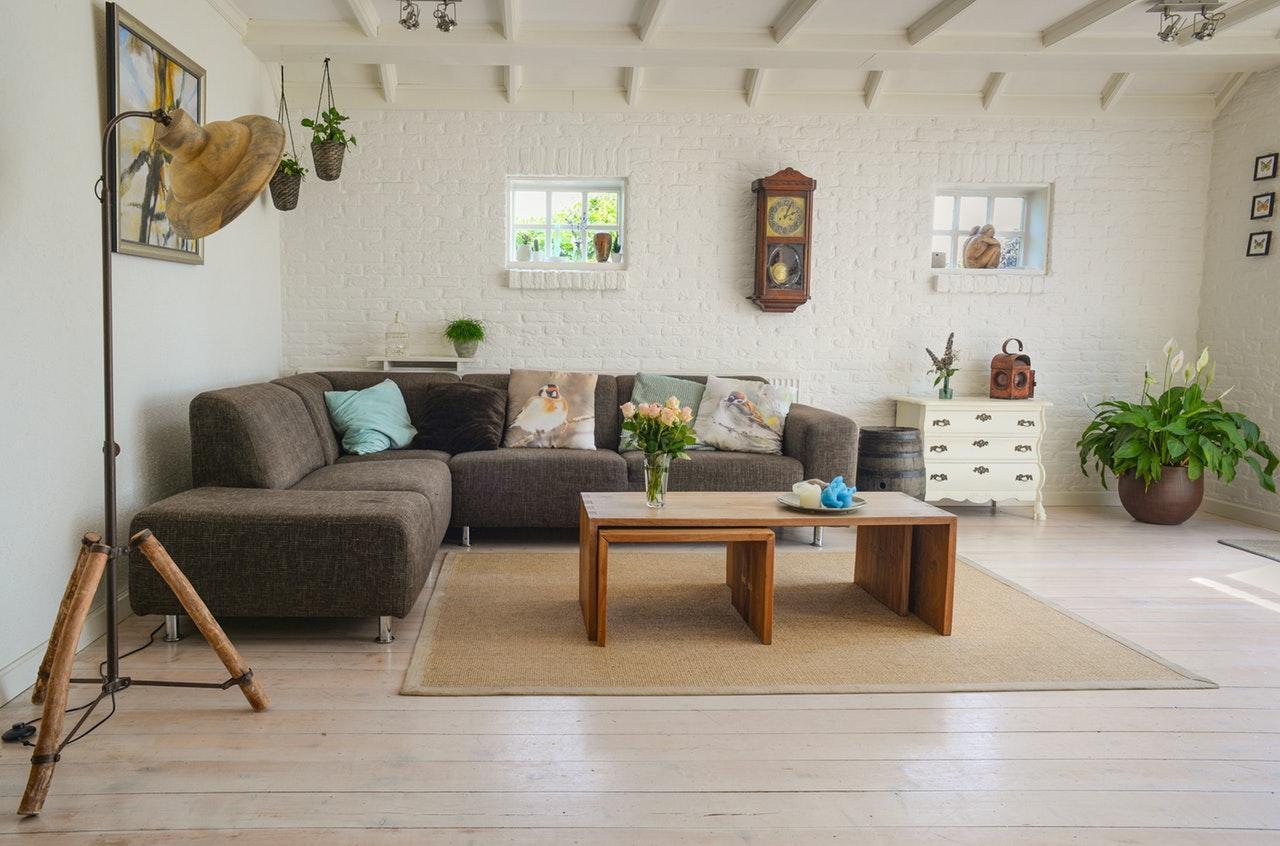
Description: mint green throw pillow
xmin=619 ymin=373 xmax=708 ymax=452
xmin=324 ymin=379 xmax=418 ymax=456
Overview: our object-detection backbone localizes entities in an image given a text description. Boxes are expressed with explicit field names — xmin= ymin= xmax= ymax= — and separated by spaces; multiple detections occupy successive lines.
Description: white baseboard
xmin=0 ymin=591 xmax=132 ymax=707
xmin=1203 ymin=497 xmax=1280 ymax=531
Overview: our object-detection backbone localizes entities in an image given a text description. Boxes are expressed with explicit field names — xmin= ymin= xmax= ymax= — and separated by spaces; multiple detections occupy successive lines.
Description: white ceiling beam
xmin=1043 ymin=1 xmax=1139 ymax=47
xmin=204 ymin=0 xmax=248 ymax=36
xmin=345 ymin=0 xmax=380 ymax=38
xmin=504 ymin=65 xmax=522 ymax=104
xmin=501 ymin=0 xmax=518 ymax=40
xmin=1179 ymin=0 xmax=1280 ymax=43
xmin=773 ymin=0 xmax=826 ymax=46
xmin=864 ymin=70 xmax=886 ymax=110
xmin=981 ymin=71 xmax=1008 ymax=111
xmin=637 ymin=0 xmax=671 ymax=43
xmin=746 ymin=68 xmax=765 ymax=108
xmin=907 ymin=0 xmax=980 ymax=46
xmin=1100 ymin=71 xmax=1131 ymax=110
xmin=378 ymin=63 xmax=398 ymax=103
xmin=1214 ymin=71 xmax=1251 ymax=112
xmin=623 ymin=66 xmax=643 ymax=106
xmin=248 ymin=24 xmax=1280 ymax=74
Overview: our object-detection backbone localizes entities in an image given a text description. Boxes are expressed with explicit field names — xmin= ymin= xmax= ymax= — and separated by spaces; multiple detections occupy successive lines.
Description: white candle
xmin=793 ymin=482 xmax=822 ymax=509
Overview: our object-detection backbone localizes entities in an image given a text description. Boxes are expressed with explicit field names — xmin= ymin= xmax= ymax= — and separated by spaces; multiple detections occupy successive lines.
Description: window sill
xmin=508 ymin=265 xmax=629 ymax=291
xmin=931 ymin=267 xmax=1047 ymax=294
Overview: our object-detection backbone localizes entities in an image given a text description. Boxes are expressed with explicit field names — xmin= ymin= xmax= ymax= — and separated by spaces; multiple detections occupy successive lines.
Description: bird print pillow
xmin=503 ymin=369 xmax=598 ymax=449
xmin=693 ymin=376 xmax=793 ymax=455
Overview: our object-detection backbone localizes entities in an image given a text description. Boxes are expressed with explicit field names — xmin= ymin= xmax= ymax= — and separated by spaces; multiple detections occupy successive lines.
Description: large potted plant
xmin=1078 ymin=340 xmax=1277 ymax=525
xmin=444 ymin=317 xmax=485 ymax=358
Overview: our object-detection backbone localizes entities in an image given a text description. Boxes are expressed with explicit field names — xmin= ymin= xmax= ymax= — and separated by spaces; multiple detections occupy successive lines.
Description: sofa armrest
xmin=128 ymin=487 xmax=435 ymax=619
xmin=783 ymin=404 xmax=858 ymax=484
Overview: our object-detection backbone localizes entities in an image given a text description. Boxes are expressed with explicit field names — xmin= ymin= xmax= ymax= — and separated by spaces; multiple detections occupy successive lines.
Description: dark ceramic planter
xmin=1117 ymin=466 xmax=1204 ymax=525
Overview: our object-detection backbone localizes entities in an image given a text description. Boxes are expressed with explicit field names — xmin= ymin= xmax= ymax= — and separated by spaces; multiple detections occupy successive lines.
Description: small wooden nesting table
xmin=578 ymin=491 xmax=958 ymax=646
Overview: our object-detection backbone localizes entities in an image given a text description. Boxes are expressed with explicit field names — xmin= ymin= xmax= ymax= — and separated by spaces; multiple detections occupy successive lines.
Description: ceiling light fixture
xmin=1146 ymin=2 xmax=1227 ymax=43
xmin=399 ymin=0 xmax=421 ymax=30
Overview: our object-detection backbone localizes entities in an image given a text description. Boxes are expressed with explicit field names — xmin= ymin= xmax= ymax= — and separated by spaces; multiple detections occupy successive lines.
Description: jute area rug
xmin=402 ymin=550 xmax=1213 ymax=696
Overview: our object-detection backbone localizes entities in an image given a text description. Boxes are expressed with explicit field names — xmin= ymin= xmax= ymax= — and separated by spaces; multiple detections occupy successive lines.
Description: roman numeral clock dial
xmin=751 ymin=168 xmax=816 ymax=313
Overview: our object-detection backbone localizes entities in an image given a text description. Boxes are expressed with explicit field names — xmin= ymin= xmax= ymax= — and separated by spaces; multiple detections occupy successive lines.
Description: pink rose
xmin=659 ymin=407 xmax=678 ymax=425
xmin=680 ymin=407 xmax=694 ymax=422
xmin=620 ymin=402 xmax=636 ymax=419
xmin=640 ymin=403 xmax=658 ymax=418
xmin=665 ymin=396 xmax=680 ymax=410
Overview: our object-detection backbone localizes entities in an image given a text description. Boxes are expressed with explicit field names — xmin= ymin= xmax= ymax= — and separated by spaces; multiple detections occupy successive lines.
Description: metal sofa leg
xmin=163 ymin=615 xmax=182 ymax=642
xmin=376 ymin=616 xmax=395 ymax=644
xmin=461 ymin=526 xmax=471 ymax=548
xmin=811 ymin=527 xmax=824 ymax=548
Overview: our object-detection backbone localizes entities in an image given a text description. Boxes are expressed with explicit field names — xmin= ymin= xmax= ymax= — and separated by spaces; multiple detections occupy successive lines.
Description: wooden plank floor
xmin=2 ymin=506 xmax=1279 ymax=843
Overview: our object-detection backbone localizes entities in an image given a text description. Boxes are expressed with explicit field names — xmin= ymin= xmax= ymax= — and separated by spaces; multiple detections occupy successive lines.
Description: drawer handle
xmin=1016 ymin=473 xmax=1034 ymax=482
xmin=1017 ymin=419 xmax=1036 ymax=427
xmin=973 ymin=466 xmax=990 ymax=475
xmin=932 ymin=418 xmax=951 ymax=427
xmin=975 ymin=413 xmax=992 ymax=422
xmin=929 ymin=473 xmax=948 ymax=482
xmin=972 ymin=439 xmax=989 ymax=448
xmin=1014 ymin=444 xmax=1032 ymax=453
xmin=929 ymin=444 xmax=948 ymax=453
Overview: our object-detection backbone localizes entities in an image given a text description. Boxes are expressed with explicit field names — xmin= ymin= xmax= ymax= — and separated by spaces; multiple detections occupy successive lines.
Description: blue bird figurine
xmin=821 ymin=475 xmax=857 ymax=509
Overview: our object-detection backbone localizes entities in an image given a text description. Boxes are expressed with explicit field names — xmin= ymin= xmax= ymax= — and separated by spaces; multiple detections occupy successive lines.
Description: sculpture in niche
xmin=963 ymin=224 xmax=1002 ymax=269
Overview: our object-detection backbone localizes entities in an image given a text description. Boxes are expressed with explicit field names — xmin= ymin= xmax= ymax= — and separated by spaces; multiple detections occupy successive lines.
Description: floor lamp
xmin=16 ymin=107 xmax=285 ymax=816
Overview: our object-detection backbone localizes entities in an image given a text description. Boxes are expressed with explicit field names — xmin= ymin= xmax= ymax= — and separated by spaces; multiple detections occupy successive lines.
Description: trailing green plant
xmin=443 ymin=317 xmax=485 ymax=344
xmin=277 ymin=153 xmax=307 ymax=177
xmin=1077 ymin=340 xmax=1278 ymax=492
xmin=301 ymin=107 xmax=357 ymax=148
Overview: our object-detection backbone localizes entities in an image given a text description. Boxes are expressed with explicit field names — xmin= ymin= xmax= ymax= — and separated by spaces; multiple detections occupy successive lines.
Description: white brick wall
xmin=282 ymin=111 xmax=1212 ymax=497
xmin=1200 ymin=68 xmax=1280 ymax=519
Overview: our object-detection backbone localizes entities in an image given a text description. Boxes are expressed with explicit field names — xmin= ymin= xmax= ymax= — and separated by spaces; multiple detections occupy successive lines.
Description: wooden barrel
xmin=856 ymin=426 xmax=926 ymax=499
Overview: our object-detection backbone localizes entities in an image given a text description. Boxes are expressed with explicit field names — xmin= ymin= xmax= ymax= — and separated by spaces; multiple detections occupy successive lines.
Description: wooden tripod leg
xmin=18 ymin=541 xmax=109 ymax=816
xmin=129 ymin=530 xmax=268 ymax=712
xmin=32 ymin=534 xmax=101 ymax=705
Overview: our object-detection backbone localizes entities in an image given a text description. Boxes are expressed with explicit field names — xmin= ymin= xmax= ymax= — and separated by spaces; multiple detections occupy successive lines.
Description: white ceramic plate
xmin=776 ymin=493 xmax=867 ymax=515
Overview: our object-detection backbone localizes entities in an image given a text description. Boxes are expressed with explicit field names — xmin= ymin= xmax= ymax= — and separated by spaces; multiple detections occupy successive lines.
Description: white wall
xmin=282 ymin=110 xmax=1211 ymax=499
xmin=0 ymin=0 xmax=281 ymax=700
xmin=1200 ymin=68 xmax=1280 ymax=523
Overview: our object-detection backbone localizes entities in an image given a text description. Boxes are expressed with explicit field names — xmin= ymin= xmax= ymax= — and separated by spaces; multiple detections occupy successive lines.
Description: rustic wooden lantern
xmin=989 ymin=338 xmax=1036 ymax=399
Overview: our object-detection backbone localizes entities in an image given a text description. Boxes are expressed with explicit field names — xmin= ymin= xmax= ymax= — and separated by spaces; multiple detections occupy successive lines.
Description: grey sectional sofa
xmin=129 ymin=371 xmax=856 ymax=641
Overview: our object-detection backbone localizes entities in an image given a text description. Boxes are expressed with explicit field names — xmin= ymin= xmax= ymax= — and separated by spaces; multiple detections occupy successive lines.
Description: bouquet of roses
xmin=620 ymin=397 xmax=696 ymax=459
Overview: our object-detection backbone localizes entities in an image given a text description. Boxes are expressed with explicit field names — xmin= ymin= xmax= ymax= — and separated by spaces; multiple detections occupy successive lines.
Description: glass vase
xmin=938 ymin=375 xmax=954 ymax=400
xmin=643 ymin=452 xmax=671 ymax=508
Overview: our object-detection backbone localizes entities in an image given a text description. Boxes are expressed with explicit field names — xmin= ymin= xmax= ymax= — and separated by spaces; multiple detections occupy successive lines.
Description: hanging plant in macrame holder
xmin=269 ymin=66 xmax=306 ymax=210
xmin=301 ymin=57 xmax=357 ymax=181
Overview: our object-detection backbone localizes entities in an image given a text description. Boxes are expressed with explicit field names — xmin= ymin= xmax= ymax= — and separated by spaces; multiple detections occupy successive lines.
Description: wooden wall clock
xmin=751 ymin=167 xmax=816 ymax=313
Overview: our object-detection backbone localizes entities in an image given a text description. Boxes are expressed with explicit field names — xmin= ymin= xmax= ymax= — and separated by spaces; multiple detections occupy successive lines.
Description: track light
xmin=1146 ymin=2 xmax=1226 ymax=43
xmin=434 ymin=1 xmax=460 ymax=32
xmin=399 ymin=1 xmax=421 ymax=30
xmin=1157 ymin=11 xmax=1181 ymax=41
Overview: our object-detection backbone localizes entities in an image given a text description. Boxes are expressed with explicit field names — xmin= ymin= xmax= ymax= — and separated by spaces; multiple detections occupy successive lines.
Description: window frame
xmin=932 ymin=189 xmax=1031 ymax=270
xmin=507 ymin=177 xmax=626 ymax=268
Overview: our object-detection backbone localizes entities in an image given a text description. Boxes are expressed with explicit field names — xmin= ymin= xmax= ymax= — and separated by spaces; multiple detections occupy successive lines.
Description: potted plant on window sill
xmin=1077 ymin=341 xmax=1277 ymax=525
xmin=444 ymin=317 xmax=485 ymax=358
xmin=610 ymin=239 xmax=623 ymax=263
xmin=268 ymin=153 xmax=307 ymax=211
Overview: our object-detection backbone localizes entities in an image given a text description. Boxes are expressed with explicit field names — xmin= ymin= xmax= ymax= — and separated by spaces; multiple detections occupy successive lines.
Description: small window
xmin=932 ymin=185 xmax=1050 ymax=271
xmin=508 ymin=178 xmax=625 ymax=266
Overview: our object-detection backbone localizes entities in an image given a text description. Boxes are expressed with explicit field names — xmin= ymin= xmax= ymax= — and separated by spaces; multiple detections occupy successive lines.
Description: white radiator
xmin=765 ymin=375 xmax=802 ymax=404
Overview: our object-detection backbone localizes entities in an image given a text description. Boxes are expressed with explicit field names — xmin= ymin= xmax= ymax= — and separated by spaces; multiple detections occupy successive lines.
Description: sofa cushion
xmin=337 ymin=449 xmax=451 ymax=464
xmin=190 ymin=383 xmax=325 ymax=490
xmin=693 ymin=376 xmax=794 ymax=455
xmin=273 ymin=373 xmax=340 ymax=465
xmin=320 ymin=371 xmax=459 ymax=435
xmin=293 ymin=459 xmax=451 ymax=530
xmin=622 ymin=449 xmax=803 ymax=492
xmin=450 ymin=448 xmax=627 ymax=528
xmin=415 ymin=381 xmax=507 ymax=454
xmin=465 ymin=373 xmax=619 ymax=451
xmin=502 ymin=369 xmax=599 ymax=449
xmin=324 ymin=379 xmax=418 ymax=455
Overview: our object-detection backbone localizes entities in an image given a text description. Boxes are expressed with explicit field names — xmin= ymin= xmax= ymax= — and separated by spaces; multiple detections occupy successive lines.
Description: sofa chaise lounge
xmin=129 ymin=371 xmax=857 ymax=641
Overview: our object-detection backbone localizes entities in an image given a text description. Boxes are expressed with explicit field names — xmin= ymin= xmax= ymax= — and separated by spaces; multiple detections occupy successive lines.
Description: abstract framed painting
xmin=107 ymin=3 xmax=206 ymax=264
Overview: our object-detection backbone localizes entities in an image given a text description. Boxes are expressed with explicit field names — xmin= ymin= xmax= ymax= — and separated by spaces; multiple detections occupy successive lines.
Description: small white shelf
xmin=367 ymin=355 xmax=475 ymax=374
xmin=930 ymin=268 xmax=1047 ymax=294
xmin=508 ymin=266 xmax=628 ymax=291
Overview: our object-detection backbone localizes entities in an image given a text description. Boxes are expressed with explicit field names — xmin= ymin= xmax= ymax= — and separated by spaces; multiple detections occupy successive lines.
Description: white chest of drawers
xmin=892 ymin=395 xmax=1051 ymax=520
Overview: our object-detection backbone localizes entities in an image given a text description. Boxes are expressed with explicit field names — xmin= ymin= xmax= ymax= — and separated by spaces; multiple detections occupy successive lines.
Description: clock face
xmin=766 ymin=195 xmax=805 ymax=238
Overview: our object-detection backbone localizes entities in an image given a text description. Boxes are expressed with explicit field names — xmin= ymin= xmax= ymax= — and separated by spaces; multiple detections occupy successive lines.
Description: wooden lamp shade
xmin=152 ymin=108 xmax=285 ymax=239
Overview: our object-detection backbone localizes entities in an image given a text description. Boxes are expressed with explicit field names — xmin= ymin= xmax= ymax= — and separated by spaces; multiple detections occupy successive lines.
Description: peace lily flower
xmin=1162 ymin=338 xmax=1177 ymax=357
xmin=1170 ymin=351 xmax=1185 ymax=374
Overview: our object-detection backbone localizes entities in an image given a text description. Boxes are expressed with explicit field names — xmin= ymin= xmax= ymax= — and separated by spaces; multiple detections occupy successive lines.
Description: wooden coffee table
xmin=578 ymin=491 xmax=957 ymax=646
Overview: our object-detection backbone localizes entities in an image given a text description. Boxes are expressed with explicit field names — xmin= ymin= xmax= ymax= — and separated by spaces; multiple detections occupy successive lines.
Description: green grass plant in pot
xmin=444 ymin=318 xmax=485 ymax=358
xmin=1077 ymin=340 xmax=1277 ymax=524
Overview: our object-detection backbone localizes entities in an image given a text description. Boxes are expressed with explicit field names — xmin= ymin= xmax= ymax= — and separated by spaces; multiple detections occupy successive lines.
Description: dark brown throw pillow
xmin=413 ymin=382 xmax=507 ymax=454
